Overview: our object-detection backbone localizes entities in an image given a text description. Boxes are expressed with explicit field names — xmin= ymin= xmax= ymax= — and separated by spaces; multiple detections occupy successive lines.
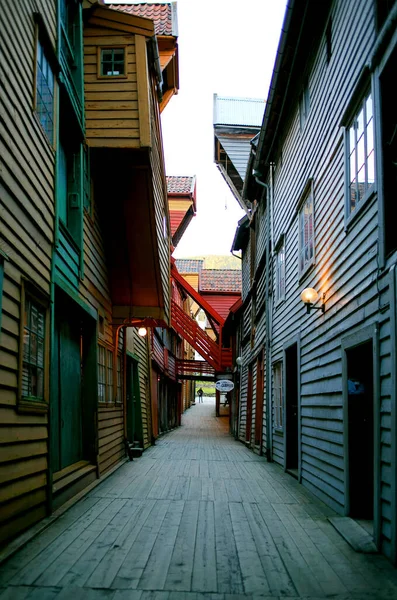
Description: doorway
xmin=346 ymin=341 xmax=374 ymax=520
xmin=285 ymin=343 xmax=299 ymax=475
xmin=254 ymin=350 xmax=264 ymax=452
xmin=246 ymin=363 xmax=253 ymax=445
xmin=126 ymin=355 xmax=143 ymax=448
xmin=51 ymin=289 xmax=97 ymax=474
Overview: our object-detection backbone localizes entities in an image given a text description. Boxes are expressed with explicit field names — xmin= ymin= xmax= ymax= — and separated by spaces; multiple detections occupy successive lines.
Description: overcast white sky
xmin=108 ymin=0 xmax=288 ymax=257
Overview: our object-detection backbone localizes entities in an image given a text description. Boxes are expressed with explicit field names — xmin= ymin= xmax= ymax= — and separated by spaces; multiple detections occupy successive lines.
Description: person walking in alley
xmin=197 ymin=387 xmax=203 ymax=402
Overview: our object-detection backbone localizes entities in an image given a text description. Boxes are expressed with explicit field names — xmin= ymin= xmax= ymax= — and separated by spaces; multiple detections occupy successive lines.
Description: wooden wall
xmin=266 ymin=0 xmax=394 ymax=557
xmin=126 ymin=329 xmax=152 ymax=449
xmin=84 ymin=29 xmax=139 ymax=148
xmin=149 ymin=79 xmax=171 ymax=325
xmin=0 ymin=0 xmax=56 ymax=544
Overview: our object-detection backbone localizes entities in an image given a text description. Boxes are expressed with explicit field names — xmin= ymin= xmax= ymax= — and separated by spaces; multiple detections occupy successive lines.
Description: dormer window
xmin=99 ymin=47 xmax=125 ymax=77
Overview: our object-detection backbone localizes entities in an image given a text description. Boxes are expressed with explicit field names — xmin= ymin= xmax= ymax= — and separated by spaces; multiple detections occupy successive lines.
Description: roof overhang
xmin=231 ymin=215 xmax=250 ymax=252
xmin=93 ymin=149 xmax=167 ymax=326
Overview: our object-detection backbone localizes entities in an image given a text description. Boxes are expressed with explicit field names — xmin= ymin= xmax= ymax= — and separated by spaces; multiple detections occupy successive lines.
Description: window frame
xmin=18 ymin=279 xmax=50 ymax=414
xmin=299 ymin=78 xmax=310 ymax=131
xmin=98 ymin=343 xmax=115 ymax=404
xmin=34 ymin=25 xmax=56 ymax=147
xmin=273 ymin=361 xmax=283 ymax=432
xmin=344 ymin=89 xmax=375 ymax=224
xmin=116 ymin=352 xmax=123 ymax=404
xmin=275 ymin=234 xmax=286 ymax=304
xmin=97 ymin=46 xmax=127 ymax=79
xmin=298 ymin=182 xmax=315 ymax=278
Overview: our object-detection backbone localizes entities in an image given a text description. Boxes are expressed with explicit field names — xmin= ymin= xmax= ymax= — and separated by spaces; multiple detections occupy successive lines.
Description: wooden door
xmin=347 ymin=341 xmax=374 ymax=518
xmin=246 ymin=363 xmax=253 ymax=444
xmin=254 ymin=351 xmax=264 ymax=451
xmin=285 ymin=343 xmax=298 ymax=472
xmin=126 ymin=356 xmax=143 ymax=447
xmin=52 ymin=307 xmax=83 ymax=472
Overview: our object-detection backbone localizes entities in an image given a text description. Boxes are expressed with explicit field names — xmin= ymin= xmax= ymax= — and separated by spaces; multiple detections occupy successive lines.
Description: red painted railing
xmin=176 ymin=359 xmax=215 ymax=379
xmin=171 ymin=299 xmax=233 ymax=371
xmin=171 ymin=300 xmax=221 ymax=369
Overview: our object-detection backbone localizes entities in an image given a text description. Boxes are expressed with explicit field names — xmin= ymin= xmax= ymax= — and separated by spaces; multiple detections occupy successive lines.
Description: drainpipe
xmin=253 ymin=174 xmax=272 ymax=462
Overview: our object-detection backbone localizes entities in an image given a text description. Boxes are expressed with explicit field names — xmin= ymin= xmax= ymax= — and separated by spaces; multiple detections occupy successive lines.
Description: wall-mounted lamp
xmin=300 ymin=288 xmax=325 ymax=314
xmin=138 ymin=327 xmax=148 ymax=337
xmin=236 ymin=356 xmax=243 ymax=366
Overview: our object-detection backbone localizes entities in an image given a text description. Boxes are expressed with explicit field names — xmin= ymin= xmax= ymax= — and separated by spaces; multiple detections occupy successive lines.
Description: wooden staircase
xmin=171 ymin=300 xmax=233 ymax=371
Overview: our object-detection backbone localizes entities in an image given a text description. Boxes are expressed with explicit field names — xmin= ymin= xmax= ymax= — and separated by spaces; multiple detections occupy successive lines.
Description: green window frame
xmin=116 ymin=353 xmax=123 ymax=404
xmin=35 ymin=36 xmax=55 ymax=144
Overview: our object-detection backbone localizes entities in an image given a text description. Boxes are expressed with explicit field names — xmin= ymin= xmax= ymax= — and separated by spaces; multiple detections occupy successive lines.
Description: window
xmin=35 ymin=37 xmax=55 ymax=144
xmin=299 ymin=190 xmax=315 ymax=275
xmin=22 ymin=297 xmax=46 ymax=401
xmin=116 ymin=353 xmax=123 ymax=403
xmin=347 ymin=91 xmax=374 ymax=215
xmin=106 ymin=349 xmax=113 ymax=402
xmin=58 ymin=106 xmax=84 ymax=248
xmin=273 ymin=362 xmax=283 ymax=430
xmin=100 ymin=47 xmax=125 ymax=77
xmin=276 ymin=237 xmax=285 ymax=302
xmin=83 ymin=147 xmax=93 ymax=214
xmin=98 ymin=345 xmax=106 ymax=402
xmin=98 ymin=345 xmax=114 ymax=403
xmin=299 ymin=79 xmax=310 ymax=130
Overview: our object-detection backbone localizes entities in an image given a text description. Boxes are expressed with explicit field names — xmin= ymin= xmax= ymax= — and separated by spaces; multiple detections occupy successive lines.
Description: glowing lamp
xmin=300 ymin=288 xmax=325 ymax=314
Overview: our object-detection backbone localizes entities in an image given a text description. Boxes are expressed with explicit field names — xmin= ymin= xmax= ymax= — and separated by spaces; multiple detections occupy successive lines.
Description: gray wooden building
xmin=224 ymin=0 xmax=397 ymax=565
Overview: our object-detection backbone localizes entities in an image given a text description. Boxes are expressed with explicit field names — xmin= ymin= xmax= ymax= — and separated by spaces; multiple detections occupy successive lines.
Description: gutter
xmin=253 ymin=0 xmax=299 ymax=173
xmin=148 ymin=35 xmax=163 ymax=102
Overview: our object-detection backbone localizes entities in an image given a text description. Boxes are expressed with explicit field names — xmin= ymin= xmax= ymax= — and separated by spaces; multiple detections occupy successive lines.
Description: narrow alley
xmin=0 ymin=400 xmax=396 ymax=600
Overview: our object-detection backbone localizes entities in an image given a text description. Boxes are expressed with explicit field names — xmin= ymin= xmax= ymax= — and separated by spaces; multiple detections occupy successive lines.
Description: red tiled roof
xmin=111 ymin=3 xmax=174 ymax=36
xmin=167 ymin=176 xmax=195 ymax=195
xmin=200 ymin=270 xmax=242 ymax=293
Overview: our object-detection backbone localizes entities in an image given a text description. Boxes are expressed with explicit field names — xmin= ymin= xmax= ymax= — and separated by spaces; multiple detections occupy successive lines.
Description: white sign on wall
xmin=215 ymin=380 xmax=234 ymax=392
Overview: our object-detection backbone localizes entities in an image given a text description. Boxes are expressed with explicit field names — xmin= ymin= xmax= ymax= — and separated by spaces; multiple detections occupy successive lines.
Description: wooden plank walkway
xmin=1 ymin=398 xmax=397 ymax=600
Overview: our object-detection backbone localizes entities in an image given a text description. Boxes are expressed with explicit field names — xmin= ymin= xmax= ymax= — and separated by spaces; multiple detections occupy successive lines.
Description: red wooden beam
xmin=171 ymin=264 xmax=225 ymax=326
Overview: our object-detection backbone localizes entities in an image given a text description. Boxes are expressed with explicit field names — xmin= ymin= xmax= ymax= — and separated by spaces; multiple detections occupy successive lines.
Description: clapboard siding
xmin=84 ymin=29 xmax=140 ymax=148
xmin=0 ymin=0 xmax=55 ymax=545
xmin=257 ymin=0 xmax=395 ymax=559
xmin=149 ymin=80 xmax=171 ymax=324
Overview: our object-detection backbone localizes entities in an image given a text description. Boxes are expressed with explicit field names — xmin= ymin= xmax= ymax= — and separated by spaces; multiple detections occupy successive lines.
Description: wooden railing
xmin=176 ymin=359 xmax=215 ymax=379
xmin=171 ymin=300 xmax=221 ymax=369
xmin=171 ymin=299 xmax=233 ymax=372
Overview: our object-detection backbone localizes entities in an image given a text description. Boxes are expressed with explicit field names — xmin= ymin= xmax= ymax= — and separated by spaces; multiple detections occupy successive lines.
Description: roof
xmin=167 ymin=175 xmax=196 ymax=195
xmin=112 ymin=3 xmax=178 ymax=36
xmin=213 ymin=94 xmax=264 ymax=127
xmin=175 ymin=259 xmax=204 ymax=273
xmin=200 ymin=270 xmax=242 ymax=293
xmin=216 ymin=134 xmax=253 ymax=180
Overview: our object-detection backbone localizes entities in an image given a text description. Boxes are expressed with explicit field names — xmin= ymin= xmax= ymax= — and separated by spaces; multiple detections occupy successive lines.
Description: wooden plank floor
xmin=1 ymin=399 xmax=397 ymax=600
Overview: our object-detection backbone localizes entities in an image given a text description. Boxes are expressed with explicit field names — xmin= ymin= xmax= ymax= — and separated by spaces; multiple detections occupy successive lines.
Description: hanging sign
xmin=215 ymin=380 xmax=234 ymax=392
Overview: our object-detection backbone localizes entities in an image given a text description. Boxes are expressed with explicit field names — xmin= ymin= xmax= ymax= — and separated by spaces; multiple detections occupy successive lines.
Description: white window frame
xmin=345 ymin=90 xmax=375 ymax=219
xmin=275 ymin=236 xmax=286 ymax=303
xmin=273 ymin=362 xmax=283 ymax=431
xmin=35 ymin=33 xmax=55 ymax=145
xmin=298 ymin=186 xmax=315 ymax=276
